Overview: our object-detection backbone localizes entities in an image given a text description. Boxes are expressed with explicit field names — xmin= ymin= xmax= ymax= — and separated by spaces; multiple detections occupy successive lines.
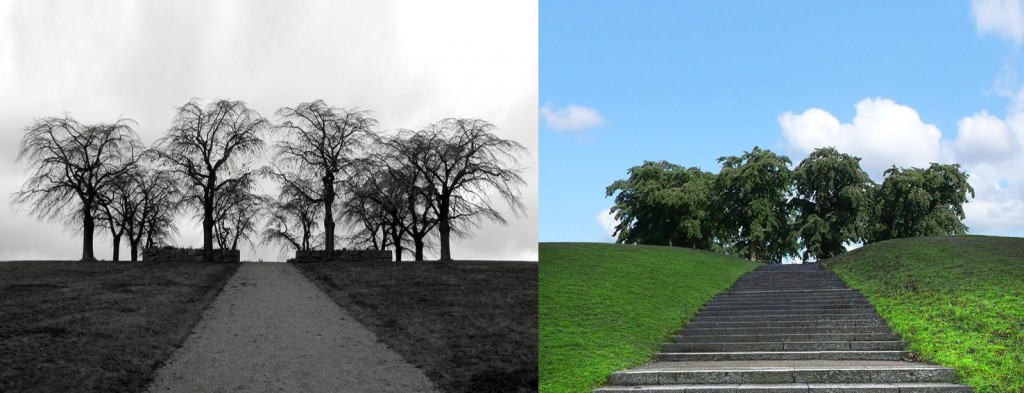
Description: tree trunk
xmin=748 ymin=243 xmax=757 ymax=262
xmin=203 ymin=179 xmax=215 ymax=262
xmin=438 ymin=198 xmax=451 ymax=261
xmin=130 ymin=241 xmax=139 ymax=262
xmin=323 ymin=174 xmax=335 ymax=258
xmin=413 ymin=236 xmax=425 ymax=261
xmin=112 ymin=234 xmax=121 ymax=262
xmin=82 ymin=208 xmax=96 ymax=262
xmin=391 ymin=226 xmax=403 ymax=262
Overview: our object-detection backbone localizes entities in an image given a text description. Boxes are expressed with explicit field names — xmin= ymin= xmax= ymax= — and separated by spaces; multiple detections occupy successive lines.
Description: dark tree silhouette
xmin=153 ymin=99 xmax=268 ymax=261
xmin=97 ymin=166 xmax=137 ymax=261
xmin=13 ymin=115 xmax=141 ymax=261
xmin=344 ymin=158 xmax=411 ymax=260
xmin=211 ymin=176 xmax=267 ymax=251
xmin=392 ymin=119 xmax=527 ymax=261
xmin=262 ymin=178 xmax=323 ymax=256
xmin=273 ymin=100 xmax=376 ymax=258
xmin=124 ymin=167 xmax=180 ymax=260
xmin=378 ymin=136 xmax=439 ymax=261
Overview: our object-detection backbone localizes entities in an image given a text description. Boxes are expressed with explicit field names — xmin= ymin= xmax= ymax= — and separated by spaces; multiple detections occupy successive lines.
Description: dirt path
xmin=145 ymin=263 xmax=437 ymax=393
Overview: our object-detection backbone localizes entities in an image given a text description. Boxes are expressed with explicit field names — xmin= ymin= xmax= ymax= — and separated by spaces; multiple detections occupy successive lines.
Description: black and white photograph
xmin=0 ymin=1 xmax=536 ymax=392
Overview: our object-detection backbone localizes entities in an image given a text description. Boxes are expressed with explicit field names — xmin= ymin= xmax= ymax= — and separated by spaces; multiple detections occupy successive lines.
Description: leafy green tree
xmin=716 ymin=147 xmax=795 ymax=263
xmin=791 ymin=147 xmax=874 ymax=261
xmin=605 ymin=161 xmax=717 ymax=249
xmin=869 ymin=163 xmax=974 ymax=242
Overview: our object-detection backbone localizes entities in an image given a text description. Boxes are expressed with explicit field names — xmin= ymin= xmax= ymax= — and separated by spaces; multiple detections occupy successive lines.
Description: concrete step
xmin=712 ymin=295 xmax=865 ymax=302
xmin=706 ymin=299 xmax=869 ymax=306
xmin=665 ymin=341 xmax=906 ymax=352
xmin=713 ymin=294 xmax=863 ymax=301
xmin=723 ymin=289 xmax=859 ymax=295
xmin=700 ymin=304 xmax=875 ymax=312
xmin=656 ymin=350 xmax=908 ymax=361
xmin=698 ymin=308 xmax=875 ymax=317
xmin=682 ymin=326 xmax=894 ymax=336
xmin=691 ymin=313 xmax=884 ymax=322
xmin=607 ymin=362 xmax=957 ymax=385
xmin=594 ymin=382 xmax=972 ymax=392
xmin=686 ymin=319 xmax=888 ymax=329
xmin=674 ymin=333 xmax=900 ymax=344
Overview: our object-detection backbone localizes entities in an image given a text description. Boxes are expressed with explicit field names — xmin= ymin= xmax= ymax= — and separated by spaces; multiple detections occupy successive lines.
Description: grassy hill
xmin=0 ymin=261 xmax=238 ymax=393
xmin=825 ymin=235 xmax=1024 ymax=393
xmin=539 ymin=243 xmax=759 ymax=393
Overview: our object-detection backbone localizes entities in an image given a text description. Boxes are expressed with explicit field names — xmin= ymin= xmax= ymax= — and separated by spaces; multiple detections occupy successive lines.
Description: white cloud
xmin=954 ymin=111 xmax=1022 ymax=163
xmin=779 ymin=97 xmax=949 ymax=179
xmin=779 ymin=96 xmax=1024 ymax=237
xmin=972 ymin=0 xmax=1024 ymax=44
xmin=540 ymin=103 xmax=604 ymax=131
xmin=596 ymin=208 xmax=618 ymax=242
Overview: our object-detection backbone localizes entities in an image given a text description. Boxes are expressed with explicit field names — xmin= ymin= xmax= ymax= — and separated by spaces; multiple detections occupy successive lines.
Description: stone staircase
xmin=594 ymin=264 xmax=972 ymax=392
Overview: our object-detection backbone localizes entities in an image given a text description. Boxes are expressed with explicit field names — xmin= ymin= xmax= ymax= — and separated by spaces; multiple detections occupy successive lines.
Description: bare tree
xmin=262 ymin=182 xmax=323 ymax=257
xmin=124 ymin=167 xmax=180 ymax=260
xmin=13 ymin=115 xmax=141 ymax=261
xmin=211 ymin=176 xmax=268 ymax=251
xmin=374 ymin=137 xmax=438 ymax=261
xmin=343 ymin=159 xmax=411 ymax=260
xmin=152 ymin=99 xmax=268 ymax=261
xmin=273 ymin=100 xmax=376 ymax=257
xmin=97 ymin=166 xmax=137 ymax=261
xmin=391 ymin=119 xmax=527 ymax=261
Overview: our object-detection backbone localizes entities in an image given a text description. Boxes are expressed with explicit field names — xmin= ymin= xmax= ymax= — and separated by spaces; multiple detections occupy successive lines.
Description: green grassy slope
xmin=539 ymin=243 xmax=759 ymax=393
xmin=825 ymin=236 xmax=1024 ymax=392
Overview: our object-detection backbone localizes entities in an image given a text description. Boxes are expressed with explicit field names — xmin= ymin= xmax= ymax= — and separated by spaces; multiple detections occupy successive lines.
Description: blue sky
xmin=540 ymin=0 xmax=1024 ymax=242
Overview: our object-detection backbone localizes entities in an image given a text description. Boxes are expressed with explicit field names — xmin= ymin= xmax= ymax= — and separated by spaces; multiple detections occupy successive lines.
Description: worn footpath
xmin=146 ymin=263 xmax=436 ymax=393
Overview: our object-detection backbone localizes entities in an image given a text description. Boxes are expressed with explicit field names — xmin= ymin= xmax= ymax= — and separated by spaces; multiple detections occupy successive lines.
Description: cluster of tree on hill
xmin=13 ymin=99 xmax=526 ymax=262
xmin=605 ymin=146 xmax=974 ymax=263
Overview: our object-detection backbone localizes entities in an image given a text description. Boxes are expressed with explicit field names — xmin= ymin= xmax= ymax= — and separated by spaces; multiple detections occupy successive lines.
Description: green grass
xmin=825 ymin=235 xmax=1024 ymax=392
xmin=0 ymin=261 xmax=239 ymax=393
xmin=539 ymin=242 xmax=759 ymax=393
xmin=295 ymin=261 xmax=537 ymax=393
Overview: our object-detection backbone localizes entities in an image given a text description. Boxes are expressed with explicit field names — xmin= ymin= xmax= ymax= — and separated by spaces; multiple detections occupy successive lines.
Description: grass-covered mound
xmin=0 ymin=261 xmax=238 ymax=393
xmin=825 ymin=236 xmax=1024 ymax=392
xmin=296 ymin=261 xmax=537 ymax=393
xmin=539 ymin=243 xmax=759 ymax=393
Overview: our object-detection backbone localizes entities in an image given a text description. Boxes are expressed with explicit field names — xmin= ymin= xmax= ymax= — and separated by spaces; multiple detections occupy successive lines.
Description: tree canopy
xmin=791 ymin=147 xmax=873 ymax=261
xmin=716 ymin=147 xmax=795 ymax=263
xmin=13 ymin=115 xmax=141 ymax=261
xmin=869 ymin=163 xmax=975 ymax=242
xmin=605 ymin=146 xmax=975 ymax=263
xmin=605 ymin=161 xmax=716 ymax=249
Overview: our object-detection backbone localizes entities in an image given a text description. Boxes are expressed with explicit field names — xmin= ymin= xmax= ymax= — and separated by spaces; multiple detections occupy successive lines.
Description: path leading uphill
xmin=146 ymin=263 xmax=436 ymax=393
xmin=595 ymin=264 xmax=971 ymax=392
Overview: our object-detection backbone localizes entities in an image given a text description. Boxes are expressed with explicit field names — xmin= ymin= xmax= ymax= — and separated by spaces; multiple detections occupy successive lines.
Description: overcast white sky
xmin=0 ymin=0 xmax=537 ymax=261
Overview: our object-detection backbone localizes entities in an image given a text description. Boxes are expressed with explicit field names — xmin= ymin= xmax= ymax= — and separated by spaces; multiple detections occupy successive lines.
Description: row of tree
xmin=605 ymin=146 xmax=975 ymax=263
xmin=14 ymin=99 xmax=526 ymax=262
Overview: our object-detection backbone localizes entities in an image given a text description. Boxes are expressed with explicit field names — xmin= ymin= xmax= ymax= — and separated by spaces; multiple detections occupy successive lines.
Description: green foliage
xmin=539 ymin=243 xmax=758 ymax=393
xmin=869 ymin=163 xmax=975 ymax=242
xmin=825 ymin=236 xmax=1024 ymax=392
xmin=604 ymin=147 xmax=975 ymax=262
xmin=792 ymin=147 xmax=873 ymax=261
xmin=715 ymin=146 xmax=795 ymax=262
xmin=605 ymin=161 xmax=717 ymax=249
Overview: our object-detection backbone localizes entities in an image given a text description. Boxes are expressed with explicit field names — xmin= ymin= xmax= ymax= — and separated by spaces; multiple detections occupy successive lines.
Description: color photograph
xmin=540 ymin=1 xmax=1023 ymax=392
